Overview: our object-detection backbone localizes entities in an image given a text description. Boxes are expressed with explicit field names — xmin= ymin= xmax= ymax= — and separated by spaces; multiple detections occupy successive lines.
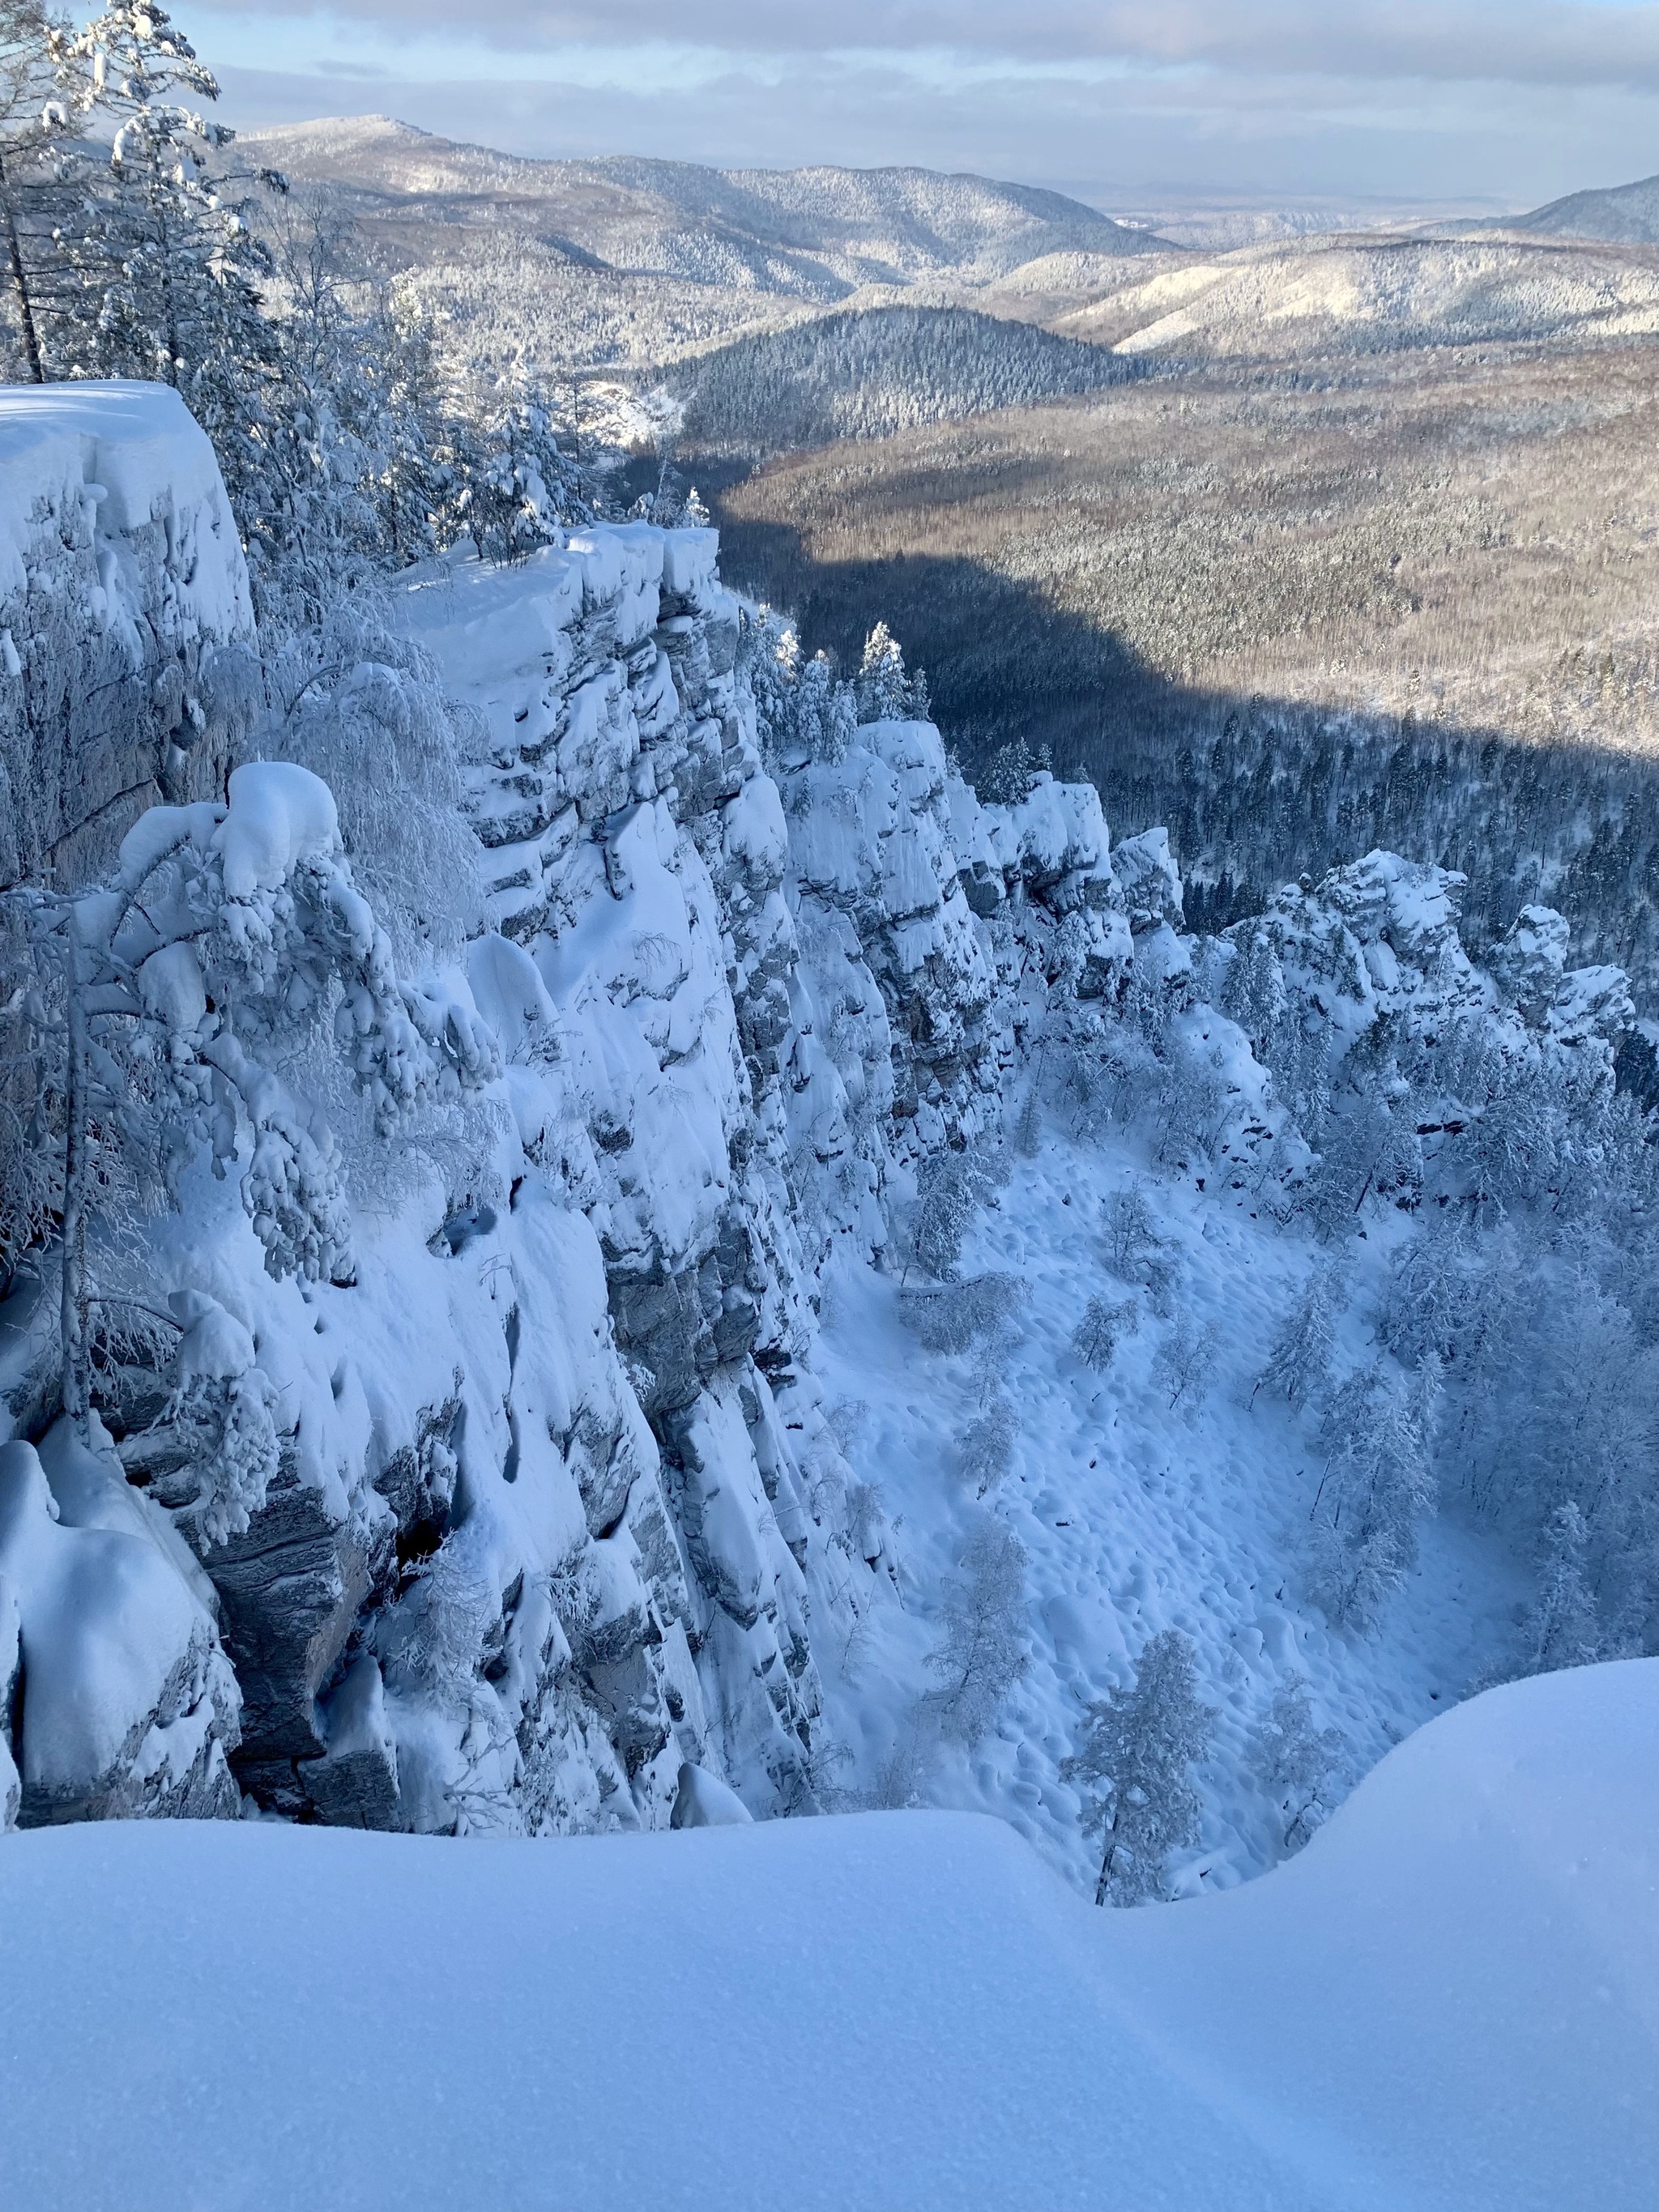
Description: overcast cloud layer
xmin=192 ymin=0 xmax=1659 ymax=208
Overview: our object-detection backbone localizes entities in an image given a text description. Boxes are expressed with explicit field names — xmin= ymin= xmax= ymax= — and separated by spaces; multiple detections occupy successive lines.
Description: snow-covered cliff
xmin=0 ymin=394 xmax=1133 ymax=1836
xmin=1 ymin=390 xmax=1643 ymax=1871
xmin=0 ymin=383 xmax=257 ymax=893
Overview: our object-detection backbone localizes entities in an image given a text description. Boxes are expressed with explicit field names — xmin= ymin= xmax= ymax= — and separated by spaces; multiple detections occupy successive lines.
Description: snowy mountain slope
xmin=2 ymin=387 xmax=1651 ymax=1964
xmin=240 ymin=117 xmax=1160 ymax=300
xmin=811 ymin=1129 xmax=1523 ymax=1893
xmin=1052 ymin=232 xmax=1659 ymax=356
xmin=2 ymin=1657 xmax=1654 ymax=2210
xmin=1510 ymin=170 xmax=1659 ymax=245
xmin=667 ymin=305 xmax=1138 ymax=458
xmin=228 ymin=116 xmax=1166 ymax=385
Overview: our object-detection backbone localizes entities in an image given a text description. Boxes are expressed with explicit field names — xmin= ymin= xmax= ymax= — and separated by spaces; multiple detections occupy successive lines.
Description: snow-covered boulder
xmin=0 ymin=1427 xmax=239 ymax=1826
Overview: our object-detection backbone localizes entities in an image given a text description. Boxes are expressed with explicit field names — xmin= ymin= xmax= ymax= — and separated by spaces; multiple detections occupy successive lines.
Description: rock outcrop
xmin=0 ymin=388 xmax=1167 ymax=1836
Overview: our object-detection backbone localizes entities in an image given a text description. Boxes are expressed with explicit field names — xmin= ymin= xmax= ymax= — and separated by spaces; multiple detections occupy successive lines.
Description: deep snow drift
xmin=2 ymin=1658 xmax=1653 ymax=2212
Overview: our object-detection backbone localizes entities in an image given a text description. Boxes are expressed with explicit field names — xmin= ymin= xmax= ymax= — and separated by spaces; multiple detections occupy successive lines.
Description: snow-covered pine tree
xmin=1062 ymin=1628 xmax=1215 ymax=1906
xmin=923 ymin=1520 xmax=1029 ymax=1743
xmin=956 ymin=1390 xmax=1017 ymax=1495
xmin=235 ymin=208 xmax=450 ymax=624
xmin=0 ymin=0 xmax=84 ymax=382
xmin=1252 ymin=1264 xmax=1337 ymax=1409
xmin=1518 ymin=1500 xmax=1600 ymax=1676
xmin=45 ymin=4 xmax=282 ymax=503
xmin=855 ymin=621 xmax=926 ymax=723
xmin=741 ymin=613 xmax=858 ymax=769
xmin=978 ymin=735 xmax=1043 ymax=806
xmin=458 ymin=379 xmax=596 ymax=564
xmin=1307 ymin=1361 xmax=1439 ymax=1628
xmin=1248 ymin=1673 xmax=1345 ymax=1850
xmin=1303 ymin=1093 xmax=1421 ymax=1238
xmin=1073 ymin=1292 xmax=1138 ymax=1372
xmin=1218 ymin=923 xmax=1288 ymax=1065
xmin=899 ymin=1144 xmax=1005 ymax=1285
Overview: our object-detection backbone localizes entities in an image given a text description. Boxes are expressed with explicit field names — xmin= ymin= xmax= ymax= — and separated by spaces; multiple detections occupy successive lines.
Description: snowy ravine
xmin=0 ymin=386 xmax=1633 ymax=1876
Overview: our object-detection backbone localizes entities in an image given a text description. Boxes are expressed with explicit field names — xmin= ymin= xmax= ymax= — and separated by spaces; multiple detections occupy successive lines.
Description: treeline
xmin=672 ymin=305 xmax=1141 ymax=459
xmin=718 ymin=531 xmax=1659 ymax=995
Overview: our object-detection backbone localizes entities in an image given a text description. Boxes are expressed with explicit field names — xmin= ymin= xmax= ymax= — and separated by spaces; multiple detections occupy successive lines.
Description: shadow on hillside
xmin=713 ymin=506 xmax=1659 ymax=995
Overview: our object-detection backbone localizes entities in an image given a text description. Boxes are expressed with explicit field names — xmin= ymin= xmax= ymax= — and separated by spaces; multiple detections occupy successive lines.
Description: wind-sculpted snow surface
xmin=2 ymin=1660 xmax=1653 ymax=2210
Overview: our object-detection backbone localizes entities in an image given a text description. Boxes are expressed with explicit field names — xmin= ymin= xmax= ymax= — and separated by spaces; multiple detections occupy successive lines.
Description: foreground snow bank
xmin=2 ymin=1660 xmax=1653 ymax=2210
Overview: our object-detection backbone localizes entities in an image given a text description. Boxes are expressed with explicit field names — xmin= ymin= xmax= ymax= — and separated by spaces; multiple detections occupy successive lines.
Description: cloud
xmin=198 ymin=3 xmax=1659 ymax=206
xmin=202 ymin=0 xmax=1659 ymax=94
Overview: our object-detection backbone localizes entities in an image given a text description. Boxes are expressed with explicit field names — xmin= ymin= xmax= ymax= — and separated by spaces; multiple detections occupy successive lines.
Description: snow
xmin=214 ymin=761 xmax=343 ymax=900
xmin=812 ymin=1107 xmax=1523 ymax=1893
xmin=1089 ymin=233 xmax=1659 ymax=358
xmin=0 ymin=1431 xmax=235 ymax=1816
xmin=1 ymin=1657 xmax=1653 ymax=2210
xmin=0 ymin=380 xmax=251 ymax=637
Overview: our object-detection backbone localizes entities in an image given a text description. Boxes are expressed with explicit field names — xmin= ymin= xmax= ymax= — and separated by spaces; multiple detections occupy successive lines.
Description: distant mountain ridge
xmin=239 ymin=116 xmax=1166 ymax=300
xmin=1508 ymin=171 xmax=1659 ymax=245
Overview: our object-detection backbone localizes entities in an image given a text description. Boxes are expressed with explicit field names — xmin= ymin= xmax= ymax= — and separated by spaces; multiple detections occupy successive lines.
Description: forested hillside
xmin=715 ymin=343 xmax=1659 ymax=986
xmin=669 ymin=305 xmax=1140 ymax=457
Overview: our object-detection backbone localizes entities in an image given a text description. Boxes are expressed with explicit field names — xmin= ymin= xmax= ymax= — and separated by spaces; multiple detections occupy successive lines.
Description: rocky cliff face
xmin=0 ymin=394 xmax=1137 ymax=1837
xmin=0 ymin=383 xmax=257 ymax=893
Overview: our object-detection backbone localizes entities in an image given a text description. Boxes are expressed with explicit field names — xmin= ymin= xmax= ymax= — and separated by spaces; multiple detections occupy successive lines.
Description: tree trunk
xmin=1094 ymin=1809 xmax=1122 ymax=1907
xmin=0 ymin=153 xmax=45 ymax=385
xmin=59 ymin=960 xmax=91 ymax=1436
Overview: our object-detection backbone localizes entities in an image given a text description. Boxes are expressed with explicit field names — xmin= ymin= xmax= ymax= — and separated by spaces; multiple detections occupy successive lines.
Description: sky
xmin=188 ymin=1 xmax=1659 ymax=212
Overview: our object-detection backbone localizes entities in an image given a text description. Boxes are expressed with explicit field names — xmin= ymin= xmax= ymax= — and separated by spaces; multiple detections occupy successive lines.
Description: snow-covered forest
xmin=663 ymin=305 xmax=1140 ymax=458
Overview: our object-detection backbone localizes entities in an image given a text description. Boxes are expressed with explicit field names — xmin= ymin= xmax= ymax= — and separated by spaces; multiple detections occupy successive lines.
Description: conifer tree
xmin=1249 ymin=1673 xmax=1345 ymax=1850
xmin=1253 ymin=1265 xmax=1337 ymax=1409
xmin=1063 ymin=1629 xmax=1214 ymax=1905
xmin=1520 ymin=1501 xmax=1600 ymax=1676
xmin=1308 ymin=1361 xmax=1439 ymax=1627
xmin=923 ymin=1520 xmax=1028 ymax=1743
xmin=45 ymin=6 xmax=283 ymax=498
xmin=855 ymin=621 xmax=925 ymax=723
xmin=0 ymin=0 xmax=81 ymax=382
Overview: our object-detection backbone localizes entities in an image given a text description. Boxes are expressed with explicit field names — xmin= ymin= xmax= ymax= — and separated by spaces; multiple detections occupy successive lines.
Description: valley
xmin=3 ymin=34 xmax=1658 ymax=2201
